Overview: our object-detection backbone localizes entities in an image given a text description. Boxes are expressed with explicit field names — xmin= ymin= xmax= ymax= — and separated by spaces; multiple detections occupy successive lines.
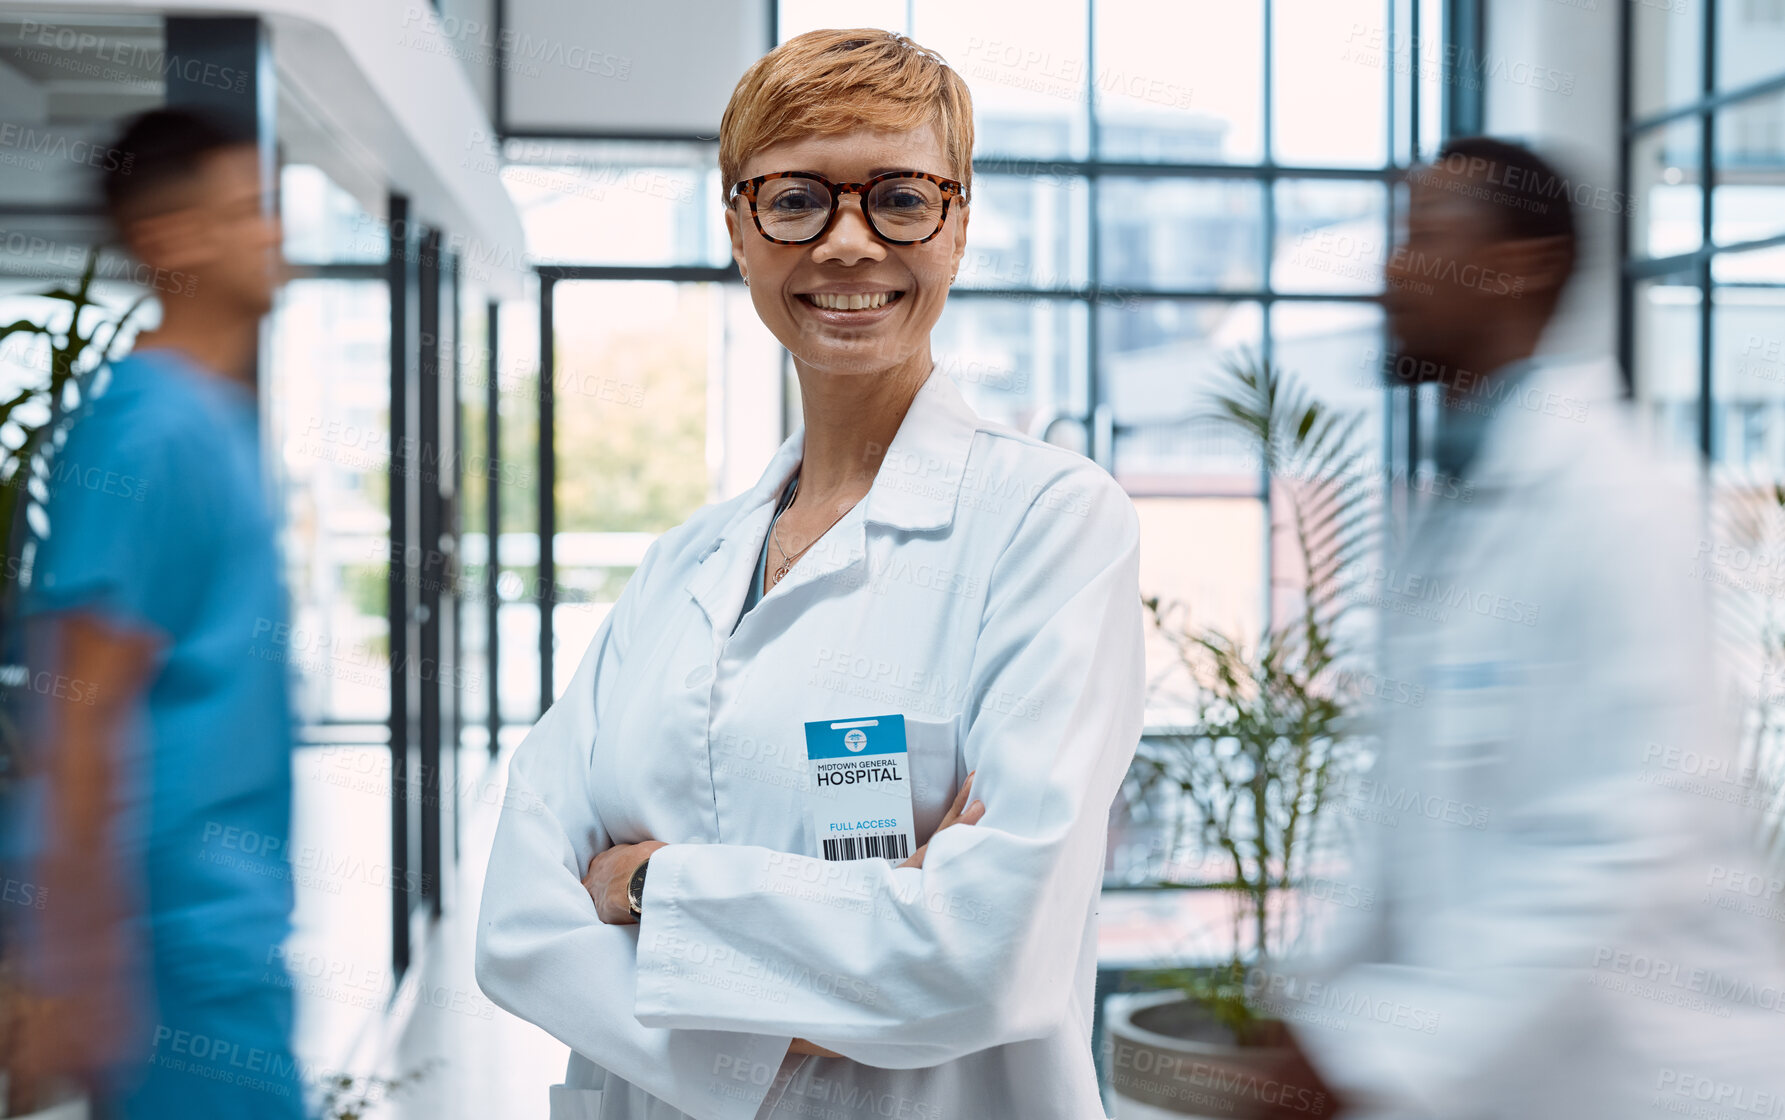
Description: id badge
xmin=803 ymin=714 xmax=917 ymax=863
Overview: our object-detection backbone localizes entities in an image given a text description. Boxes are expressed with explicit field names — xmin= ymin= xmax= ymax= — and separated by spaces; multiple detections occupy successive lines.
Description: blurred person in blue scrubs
xmin=1280 ymin=137 xmax=1785 ymax=1119
xmin=3 ymin=108 xmax=302 ymax=1118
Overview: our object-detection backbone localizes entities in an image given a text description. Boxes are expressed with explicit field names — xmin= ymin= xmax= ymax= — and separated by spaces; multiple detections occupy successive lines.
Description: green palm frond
xmin=1141 ymin=349 xmax=1380 ymax=1031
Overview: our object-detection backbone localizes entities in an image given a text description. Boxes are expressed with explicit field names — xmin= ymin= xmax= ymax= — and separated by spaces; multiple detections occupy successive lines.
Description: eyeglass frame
xmin=727 ymin=170 xmax=966 ymax=246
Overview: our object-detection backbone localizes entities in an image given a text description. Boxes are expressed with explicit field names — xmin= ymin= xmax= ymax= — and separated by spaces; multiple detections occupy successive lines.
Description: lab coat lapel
xmin=686 ymin=432 xmax=803 ymax=634
xmin=775 ymin=369 xmax=980 ymax=586
xmin=690 ymin=368 xmax=982 ymax=622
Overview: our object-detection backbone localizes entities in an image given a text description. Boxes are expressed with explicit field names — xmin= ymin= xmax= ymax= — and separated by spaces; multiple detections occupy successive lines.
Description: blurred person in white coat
xmin=1281 ymin=136 xmax=1785 ymax=1119
xmin=475 ymin=29 xmax=1144 ymax=1120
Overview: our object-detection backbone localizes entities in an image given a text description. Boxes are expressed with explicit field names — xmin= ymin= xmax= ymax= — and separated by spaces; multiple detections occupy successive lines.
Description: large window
xmin=487 ymin=1 xmax=1458 ymax=727
xmin=779 ymin=0 xmax=1443 ymax=710
xmin=1625 ymin=0 xmax=1785 ymax=461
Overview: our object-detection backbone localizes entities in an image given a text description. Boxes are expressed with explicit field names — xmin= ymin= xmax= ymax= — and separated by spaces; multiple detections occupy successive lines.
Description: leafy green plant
xmin=1 ymin=252 xmax=149 ymax=610
xmin=313 ymin=1059 xmax=439 ymax=1120
xmin=1134 ymin=351 xmax=1377 ymax=1044
xmin=0 ymin=252 xmax=147 ymax=782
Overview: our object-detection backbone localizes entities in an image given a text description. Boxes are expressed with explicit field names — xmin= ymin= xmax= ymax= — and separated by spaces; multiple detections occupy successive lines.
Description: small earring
xmin=743 ymin=276 xmax=750 ymax=286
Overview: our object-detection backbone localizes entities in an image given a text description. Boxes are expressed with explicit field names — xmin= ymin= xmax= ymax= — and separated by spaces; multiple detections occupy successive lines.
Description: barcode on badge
xmin=822 ymin=832 xmax=911 ymax=862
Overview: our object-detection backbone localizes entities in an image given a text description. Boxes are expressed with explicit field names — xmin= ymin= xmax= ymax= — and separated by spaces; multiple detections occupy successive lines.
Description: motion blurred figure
xmin=1285 ymin=137 xmax=1785 ymax=1118
xmin=4 ymin=108 xmax=301 ymax=1117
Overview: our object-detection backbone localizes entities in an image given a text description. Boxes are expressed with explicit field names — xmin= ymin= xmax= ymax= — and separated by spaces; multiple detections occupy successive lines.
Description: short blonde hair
xmin=719 ymin=28 xmax=975 ymax=206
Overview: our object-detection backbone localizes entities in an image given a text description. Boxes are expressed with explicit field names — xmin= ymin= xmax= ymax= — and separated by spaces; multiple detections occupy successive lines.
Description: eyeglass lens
xmin=755 ymin=177 xmax=946 ymax=242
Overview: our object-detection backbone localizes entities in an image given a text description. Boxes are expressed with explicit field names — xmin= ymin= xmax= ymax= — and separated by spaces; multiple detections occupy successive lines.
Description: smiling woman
xmin=476 ymin=28 xmax=1146 ymax=1120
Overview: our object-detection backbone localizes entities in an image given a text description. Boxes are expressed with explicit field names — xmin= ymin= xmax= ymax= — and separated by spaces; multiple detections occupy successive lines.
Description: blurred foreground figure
xmin=4 ymin=109 xmax=301 ymax=1117
xmin=1288 ymin=138 xmax=1785 ymax=1118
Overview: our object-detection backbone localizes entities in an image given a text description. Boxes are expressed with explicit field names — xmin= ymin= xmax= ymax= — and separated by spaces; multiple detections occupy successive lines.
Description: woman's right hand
xmin=898 ymin=770 xmax=982 ymax=869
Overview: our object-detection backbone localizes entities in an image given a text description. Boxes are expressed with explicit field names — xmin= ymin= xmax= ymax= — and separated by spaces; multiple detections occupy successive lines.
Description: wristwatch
xmin=626 ymin=855 xmax=651 ymax=919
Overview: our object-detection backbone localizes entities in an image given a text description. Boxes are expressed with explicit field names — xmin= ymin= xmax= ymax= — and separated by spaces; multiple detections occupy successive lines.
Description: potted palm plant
xmin=1107 ymin=354 xmax=1376 ymax=1118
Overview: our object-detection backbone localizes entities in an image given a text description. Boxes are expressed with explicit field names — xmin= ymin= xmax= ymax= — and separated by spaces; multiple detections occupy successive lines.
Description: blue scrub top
xmin=24 ymin=349 xmax=296 ymax=1005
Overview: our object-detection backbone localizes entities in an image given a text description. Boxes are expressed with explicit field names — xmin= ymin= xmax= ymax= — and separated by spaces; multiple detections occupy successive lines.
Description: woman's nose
xmin=811 ymin=195 xmax=886 ymax=265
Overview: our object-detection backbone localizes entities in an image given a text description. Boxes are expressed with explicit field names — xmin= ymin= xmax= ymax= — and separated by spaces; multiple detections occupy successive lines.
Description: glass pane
xmin=1273 ymin=179 xmax=1390 ymax=294
xmin=1271 ymin=302 xmax=1388 ymax=630
xmin=1630 ymin=118 xmax=1703 ymax=258
xmin=497 ymin=298 xmax=541 ymax=725
xmin=1713 ymin=89 xmax=1785 ymax=247
xmin=1717 ymin=0 xmax=1785 ymax=93
xmin=1271 ymin=300 xmax=1388 ymax=416
xmin=954 ymin=172 xmax=1088 ymax=290
xmin=1632 ymin=273 xmax=1703 ymax=458
xmin=1273 ymin=0 xmax=1390 ymax=167
xmin=551 ymin=281 xmax=716 ymax=700
xmin=1631 ymin=0 xmax=1703 ymax=117
xmin=500 ymin=138 xmax=726 ymax=267
xmin=1094 ymin=0 xmax=1263 ymax=164
xmin=287 ymin=744 xmax=392 ymax=1063
xmin=1100 ymin=178 xmax=1265 ymax=291
xmin=931 ymin=295 xmax=1088 ymax=430
xmin=1101 ymin=300 xmax=1265 ymax=483
xmin=268 ymin=280 xmax=392 ymax=726
xmin=281 ymin=164 xmax=386 ymax=265
xmin=1712 ymin=247 xmax=1785 ymax=469
xmin=913 ymin=0 xmax=1090 ymax=159
xmin=1135 ymin=496 xmax=1267 ymax=719
xmin=779 ymin=0 xmax=907 ymax=40
xmin=458 ymin=289 xmax=491 ymax=741
xmin=1417 ymin=0 xmax=1444 ymax=160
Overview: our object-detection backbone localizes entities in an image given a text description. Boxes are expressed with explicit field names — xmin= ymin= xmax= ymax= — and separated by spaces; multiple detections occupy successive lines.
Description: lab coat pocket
xmin=905 ymin=715 xmax=964 ymax=846
xmin=547 ymin=1084 xmax=605 ymax=1120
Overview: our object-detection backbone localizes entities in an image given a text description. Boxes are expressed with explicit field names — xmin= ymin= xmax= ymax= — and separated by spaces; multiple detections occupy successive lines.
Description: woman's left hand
xmin=583 ymin=840 xmax=667 ymax=924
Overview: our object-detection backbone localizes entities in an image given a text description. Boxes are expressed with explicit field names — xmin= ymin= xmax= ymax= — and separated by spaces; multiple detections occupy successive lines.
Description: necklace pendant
xmin=771 ymin=562 xmax=790 ymax=585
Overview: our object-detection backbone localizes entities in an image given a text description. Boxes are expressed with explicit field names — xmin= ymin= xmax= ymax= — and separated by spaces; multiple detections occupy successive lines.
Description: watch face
xmin=629 ymin=861 xmax=648 ymax=913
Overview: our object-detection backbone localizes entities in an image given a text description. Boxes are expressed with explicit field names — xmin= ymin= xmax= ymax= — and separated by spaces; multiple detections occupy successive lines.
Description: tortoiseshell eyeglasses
xmin=728 ymin=171 xmax=965 ymax=246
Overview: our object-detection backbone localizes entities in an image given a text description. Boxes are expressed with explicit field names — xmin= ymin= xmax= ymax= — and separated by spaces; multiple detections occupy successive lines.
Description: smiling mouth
xmin=799 ymin=291 xmax=905 ymax=311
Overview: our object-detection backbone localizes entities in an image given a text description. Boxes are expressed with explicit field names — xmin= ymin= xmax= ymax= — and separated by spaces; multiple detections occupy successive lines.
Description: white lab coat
xmin=1294 ymin=359 xmax=1785 ymax=1119
xmin=476 ymin=369 xmax=1144 ymax=1120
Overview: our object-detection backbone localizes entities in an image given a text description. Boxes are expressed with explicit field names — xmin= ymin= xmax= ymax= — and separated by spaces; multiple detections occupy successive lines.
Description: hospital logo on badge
xmin=844 ymin=728 xmax=868 ymax=752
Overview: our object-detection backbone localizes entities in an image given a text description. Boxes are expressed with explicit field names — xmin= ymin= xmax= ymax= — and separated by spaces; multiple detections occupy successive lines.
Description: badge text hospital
xmin=803 ymin=715 xmax=918 ymax=862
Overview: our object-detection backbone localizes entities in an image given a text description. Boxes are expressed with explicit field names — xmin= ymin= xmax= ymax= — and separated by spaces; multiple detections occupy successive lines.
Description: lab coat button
xmin=684 ymin=665 xmax=714 ymax=688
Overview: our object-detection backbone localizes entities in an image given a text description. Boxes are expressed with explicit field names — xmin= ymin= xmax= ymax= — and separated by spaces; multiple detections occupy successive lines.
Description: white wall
xmin=503 ymin=0 xmax=772 ymax=134
xmin=1482 ymin=0 xmax=1623 ymax=361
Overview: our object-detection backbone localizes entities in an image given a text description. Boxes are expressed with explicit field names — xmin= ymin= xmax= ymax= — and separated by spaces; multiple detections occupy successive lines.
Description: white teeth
xmin=808 ymin=292 xmax=894 ymax=310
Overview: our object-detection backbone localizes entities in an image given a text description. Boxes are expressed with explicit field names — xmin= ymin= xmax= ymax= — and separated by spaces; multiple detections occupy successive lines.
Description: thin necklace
xmin=769 ymin=477 xmax=854 ymax=588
